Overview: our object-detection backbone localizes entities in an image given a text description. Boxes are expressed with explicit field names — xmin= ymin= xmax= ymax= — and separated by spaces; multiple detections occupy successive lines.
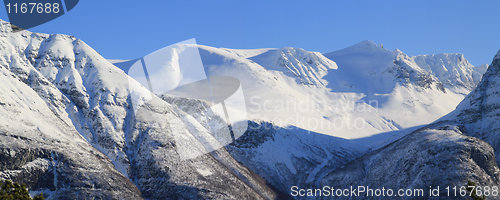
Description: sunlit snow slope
xmin=194 ymin=41 xmax=486 ymax=138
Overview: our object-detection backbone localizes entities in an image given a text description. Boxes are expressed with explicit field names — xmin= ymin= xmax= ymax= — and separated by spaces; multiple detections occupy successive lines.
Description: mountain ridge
xmin=0 ymin=19 xmax=278 ymax=199
xmin=0 ymin=18 xmax=494 ymax=199
xmin=321 ymin=49 xmax=500 ymax=199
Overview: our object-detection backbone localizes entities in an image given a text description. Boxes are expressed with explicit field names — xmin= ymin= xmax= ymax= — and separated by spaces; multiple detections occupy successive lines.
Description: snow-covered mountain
xmin=323 ymin=40 xmax=487 ymax=128
xmin=0 ymin=17 xmax=492 ymax=200
xmin=192 ymin=41 xmax=489 ymax=198
xmin=321 ymin=50 xmax=500 ymax=199
xmin=0 ymin=20 xmax=278 ymax=199
xmin=198 ymin=45 xmax=391 ymax=138
xmin=197 ymin=40 xmax=486 ymax=138
xmin=413 ymin=53 xmax=487 ymax=93
xmin=0 ymin=22 xmax=142 ymax=199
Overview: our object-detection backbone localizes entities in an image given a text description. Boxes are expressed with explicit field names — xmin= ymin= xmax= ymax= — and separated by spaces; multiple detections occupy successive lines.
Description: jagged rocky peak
xmin=323 ymin=40 xmax=490 ymax=95
xmin=248 ymin=46 xmax=338 ymax=86
xmin=392 ymin=51 xmax=445 ymax=92
xmin=413 ymin=53 xmax=484 ymax=91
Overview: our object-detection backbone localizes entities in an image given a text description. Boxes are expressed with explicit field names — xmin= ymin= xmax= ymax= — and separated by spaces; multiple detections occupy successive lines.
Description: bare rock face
xmin=449 ymin=50 xmax=500 ymax=165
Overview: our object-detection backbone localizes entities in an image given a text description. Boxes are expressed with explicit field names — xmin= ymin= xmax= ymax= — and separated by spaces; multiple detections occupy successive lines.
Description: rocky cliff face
xmin=446 ymin=50 xmax=500 ymax=166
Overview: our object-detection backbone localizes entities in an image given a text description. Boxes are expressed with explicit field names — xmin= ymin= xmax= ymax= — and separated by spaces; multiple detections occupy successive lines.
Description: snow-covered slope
xmin=249 ymin=47 xmax=338 ymax=86
xmin=0 ymin=62 xmax=142 ymax=199
xmin=187 ymin=43 xmax=487 ymax=197
xmin=0 ymin=23 xmax=141 ymax=198
xmin=323 ymin=40 xmax=485 ymax=128
xmin=198 ymin=45 xmax=401 ymax=139
xmin=227 ymin=122 xmax=363 ymax=195
xmin=321 ymin=50 xmax=500 ymax=199
xmin=323 ymin=40 xmax=404 ymax=94
xmin=220 ymin=48 xmax=273 ymax=59
xmin=0 ymin=19 xmax=278 ymax=199
xmin=198 ymin=41 xmax=485 ymax=138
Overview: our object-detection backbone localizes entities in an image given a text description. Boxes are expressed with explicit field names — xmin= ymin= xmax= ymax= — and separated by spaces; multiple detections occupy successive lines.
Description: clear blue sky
xmin=1 ymin=0 xmax=499 ymax=65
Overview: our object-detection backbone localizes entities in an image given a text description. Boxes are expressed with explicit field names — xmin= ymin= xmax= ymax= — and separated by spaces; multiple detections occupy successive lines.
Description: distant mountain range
xmin=190 ymin=40 xmax=486 ymax=137
xmin=0 ymin=18 xmax=496 ymax=199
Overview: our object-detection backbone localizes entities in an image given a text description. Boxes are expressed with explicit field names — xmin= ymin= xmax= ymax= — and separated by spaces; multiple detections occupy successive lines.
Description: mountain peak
xmin=247 ymin=46 xmax=338 ymax=86
xmin=280 ymin=46 xmax=306 ymax=51
xmin=0 ymin=19 xmax=13 ymax=33
xmin=347 ymin=40 xmax=385 ymax=51
xmin=356 ymin=40 xmax=379 ymax=47
xmin=324 ymin=40 xmax=393 ymax=61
